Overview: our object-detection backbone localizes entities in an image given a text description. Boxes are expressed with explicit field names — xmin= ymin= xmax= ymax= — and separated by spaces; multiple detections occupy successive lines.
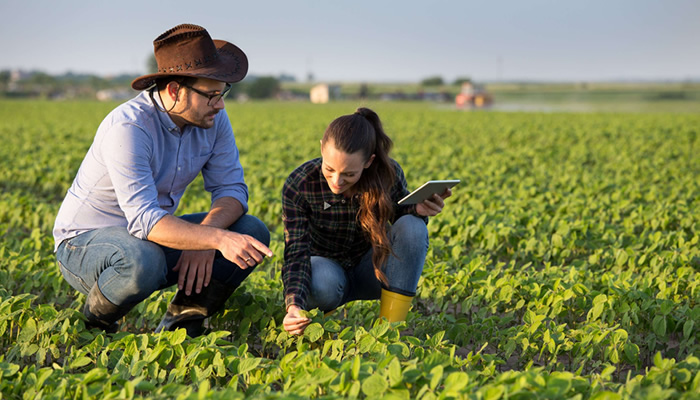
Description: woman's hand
xmin=415 ymin=188 xmax=452 ymax=217
xmin=283 ymin=305 xmax=311 ymax=335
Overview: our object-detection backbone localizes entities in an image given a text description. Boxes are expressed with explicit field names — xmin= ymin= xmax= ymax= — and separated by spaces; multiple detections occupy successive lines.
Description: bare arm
xmin=147 ymin=197 xmax=272 ymax=294
xmin=147 ymin=197 xmax=244 ymax=249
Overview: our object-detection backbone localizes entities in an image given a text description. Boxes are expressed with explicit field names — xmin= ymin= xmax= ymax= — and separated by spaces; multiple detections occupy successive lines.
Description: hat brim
xmin=131 ymin=40 xmax=248 ymax=90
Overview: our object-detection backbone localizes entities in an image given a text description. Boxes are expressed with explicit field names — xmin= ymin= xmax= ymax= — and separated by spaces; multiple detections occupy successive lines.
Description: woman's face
xmin=320 ymin=140 xmax=374 ymax=196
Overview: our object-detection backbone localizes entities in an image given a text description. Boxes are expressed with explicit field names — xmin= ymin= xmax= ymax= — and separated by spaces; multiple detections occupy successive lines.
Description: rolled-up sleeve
xmin=100 ymin=123 xmax=168 ymax=239
xmin=202 ymin=111 xmax=248 ymax=212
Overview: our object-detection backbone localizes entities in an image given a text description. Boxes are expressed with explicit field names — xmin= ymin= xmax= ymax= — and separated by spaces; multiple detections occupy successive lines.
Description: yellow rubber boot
xmin=379 ymin=289 xmax=414 ymax=322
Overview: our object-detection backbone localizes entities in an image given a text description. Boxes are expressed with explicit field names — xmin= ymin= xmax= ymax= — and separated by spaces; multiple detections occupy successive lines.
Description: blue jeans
xmin=56 ymin=214 xmax=270 ymax=307
xmin=306 ymin=215 xmax=429 ymax=312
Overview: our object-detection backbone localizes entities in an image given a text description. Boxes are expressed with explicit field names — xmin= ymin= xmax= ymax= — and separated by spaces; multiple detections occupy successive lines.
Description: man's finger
xmin=244 ymin=250 xmax=264 ymax=265
xmin=185 ymin=262 xmax=198 ymax=295
xmin=204 ymin=259 xmax=212 ymax=288
xmin=249 ymin=238 xmax=273 ymax=257
xmin=177 ymin=260 xmax=189 ymax=290
xmin=195 ymin=264 xmax=205 ymax=294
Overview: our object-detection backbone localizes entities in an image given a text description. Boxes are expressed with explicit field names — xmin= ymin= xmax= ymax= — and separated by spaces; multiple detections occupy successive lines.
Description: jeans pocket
xmin=57 ymin=259 xmax=91 ymax=294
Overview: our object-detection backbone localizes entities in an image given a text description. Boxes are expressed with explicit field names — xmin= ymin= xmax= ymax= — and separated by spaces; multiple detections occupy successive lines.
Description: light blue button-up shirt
xmin=53 ymin=90 xmax=248 ymax=250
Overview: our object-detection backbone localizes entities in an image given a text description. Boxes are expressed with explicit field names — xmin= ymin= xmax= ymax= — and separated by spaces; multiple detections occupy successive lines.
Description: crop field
xmin=0 ymin=99 xmax=699 ymax=399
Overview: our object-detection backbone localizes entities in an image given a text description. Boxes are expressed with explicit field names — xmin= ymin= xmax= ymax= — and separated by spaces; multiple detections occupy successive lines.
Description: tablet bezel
xmin=397 ymin=179 xmax=460 ymax=205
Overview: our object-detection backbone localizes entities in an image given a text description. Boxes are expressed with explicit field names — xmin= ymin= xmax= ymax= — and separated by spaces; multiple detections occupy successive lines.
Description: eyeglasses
xmin=180 ymin=83 xmax=231 ymax=106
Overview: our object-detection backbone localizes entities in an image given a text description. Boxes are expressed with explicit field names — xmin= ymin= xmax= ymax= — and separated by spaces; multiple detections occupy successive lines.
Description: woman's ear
xmin=364 ymin=154 xmax=376 ymax=169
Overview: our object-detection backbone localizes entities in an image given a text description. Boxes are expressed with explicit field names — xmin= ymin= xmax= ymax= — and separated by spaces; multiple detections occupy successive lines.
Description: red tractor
xmin=455 ymin=81 xmax=493 ymax=109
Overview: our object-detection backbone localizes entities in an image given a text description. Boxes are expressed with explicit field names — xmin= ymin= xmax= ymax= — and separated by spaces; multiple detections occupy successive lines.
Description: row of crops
xmin=0 ymin=100 xmax=698 ymax=398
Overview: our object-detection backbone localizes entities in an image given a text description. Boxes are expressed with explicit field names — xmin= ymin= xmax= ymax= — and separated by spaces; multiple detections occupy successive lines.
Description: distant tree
xmin=247 ymin=76 xmax=280 ymax=99
xmin=24 ymin=72 xmax=59 ymax=97
xmin=88 ymin=75 xmax=110 ymax=91
xmin=0 ymin=70 xmax=10 ymax=91
xmin=359 ymin=83 xmax=369 ymax=99
xmin=453 ymin=77 xmax=471 ymax=86
xmin=278 ymin=73 xmax=297 ymax=82
xmin=420 ymin=76 xmax=444 ymax=86
xmin=147 ymin=54 xmax=158 ymax=73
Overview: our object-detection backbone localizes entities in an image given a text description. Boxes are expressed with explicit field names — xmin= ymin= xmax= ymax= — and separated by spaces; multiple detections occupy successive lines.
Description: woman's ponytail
xmin=322 ymin=107 xmax=396 ymax=284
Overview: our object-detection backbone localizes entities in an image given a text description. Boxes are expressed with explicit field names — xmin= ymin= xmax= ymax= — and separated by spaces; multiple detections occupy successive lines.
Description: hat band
xmin=159 ymin=52 xmax=220 ymax=73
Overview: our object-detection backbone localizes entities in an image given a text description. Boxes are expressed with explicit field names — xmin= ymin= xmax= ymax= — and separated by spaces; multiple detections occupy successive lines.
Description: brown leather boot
xmin=155 ymin=280 xmax=233 ymax=337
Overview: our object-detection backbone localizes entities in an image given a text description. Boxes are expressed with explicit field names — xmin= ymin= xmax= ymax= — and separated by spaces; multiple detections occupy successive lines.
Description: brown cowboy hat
xmin=131 ymin=24 xmax=248 ymax=90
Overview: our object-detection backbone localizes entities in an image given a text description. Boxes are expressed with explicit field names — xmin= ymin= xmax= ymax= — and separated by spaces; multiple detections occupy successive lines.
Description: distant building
xmin=96 ymin=88 xmax=134 ymax=101
xmin=8 ymin=69 xmax=32 ymax=91
xmin=310 ymin=84 xmax=341 ymax=104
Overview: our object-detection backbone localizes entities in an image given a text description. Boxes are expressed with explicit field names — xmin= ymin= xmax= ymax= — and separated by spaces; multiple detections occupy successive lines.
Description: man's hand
xmin=173 ymin=249 xmax=215 ymax=295
xmin=284 ymin=305 xmax=311 ymax=335
xmin=217 ymin=231 xmax=273 ymax=269
xmin=415 ymin=188 xmax=452 ymax=217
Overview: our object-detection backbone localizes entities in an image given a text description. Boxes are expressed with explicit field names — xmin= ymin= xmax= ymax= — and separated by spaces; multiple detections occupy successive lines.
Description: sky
xmin=1 ymin=0 xmax=699 ymax=83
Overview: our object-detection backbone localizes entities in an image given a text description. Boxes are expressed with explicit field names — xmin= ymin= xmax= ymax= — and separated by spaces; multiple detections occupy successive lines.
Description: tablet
xmin=397 ymin=180 xmax=460 ymax=205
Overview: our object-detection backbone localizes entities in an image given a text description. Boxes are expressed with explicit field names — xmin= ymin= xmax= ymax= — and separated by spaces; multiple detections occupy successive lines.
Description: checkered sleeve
xmin=282 ymin=171 xmax=312 ymax=310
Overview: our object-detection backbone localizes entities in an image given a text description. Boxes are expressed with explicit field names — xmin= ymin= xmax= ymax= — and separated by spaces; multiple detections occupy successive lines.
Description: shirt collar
xmin=319 ymin=171 xmax=359 ymax=205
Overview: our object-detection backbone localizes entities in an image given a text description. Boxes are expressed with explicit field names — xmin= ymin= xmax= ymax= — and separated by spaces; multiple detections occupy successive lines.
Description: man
xmin=53 ymin=24 xmax=272 ymax=337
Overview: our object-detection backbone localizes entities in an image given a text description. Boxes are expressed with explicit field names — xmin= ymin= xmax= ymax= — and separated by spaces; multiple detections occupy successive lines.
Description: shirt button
xmin=341 ymin=199 xmax=346 ymax=204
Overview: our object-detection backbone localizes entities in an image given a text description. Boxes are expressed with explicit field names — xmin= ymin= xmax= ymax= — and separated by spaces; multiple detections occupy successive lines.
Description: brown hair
xmin=322 ymin=107 xmax=396 ymax=284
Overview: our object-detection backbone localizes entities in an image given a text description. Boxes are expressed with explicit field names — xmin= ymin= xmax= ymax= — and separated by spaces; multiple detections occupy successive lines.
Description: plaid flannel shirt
xmin=282 ymin=157 xmax=426 ymax=310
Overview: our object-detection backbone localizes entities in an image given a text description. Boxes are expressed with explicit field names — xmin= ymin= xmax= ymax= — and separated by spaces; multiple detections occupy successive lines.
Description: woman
xmin=282 ymin=107 xmax=450 ymax=335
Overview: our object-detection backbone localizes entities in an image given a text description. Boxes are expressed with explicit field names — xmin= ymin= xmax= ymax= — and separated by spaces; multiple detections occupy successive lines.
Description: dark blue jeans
xmin=306 ymin=215 xmax=429 ymax=312
xmin=56 ymin=214 xmax=270 ymax=307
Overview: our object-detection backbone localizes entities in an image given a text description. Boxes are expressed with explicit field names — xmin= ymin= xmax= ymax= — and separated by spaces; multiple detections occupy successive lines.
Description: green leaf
xmin=358 ymin=334 xmax=376 ymax=353
xmin=612 ymin=329 xmax=628 ymax=343
xmin=0 ymin=362 xmax=20 ymax=378
xmin=672 ymin=368 xmax=692 ymax=384
xmin=323 ymin=319 xmax=341 ymax=333
xmin=683 ymin=320 xmax=694 ymax=340
xmin=361 ymin=373 xmax=388 ymax=397
xmin=237 ymin=357 xmax=261 ymax=375
xmin=443 ymin=372 xmax=469 ymax=393
xmin=170 ymin=328 xmax=187 ymax=346
xmin=17 ymin=318 xmax=37 ymax=343
xmin=388 ymin=358 xmax=402 ymax=388
xmin=623 ymin=343 xmax=640 ymax=364
xmin=589 ymin=391 xmax=622 ymax=400
xmin=69 ymin=356 xmax=92 ymax=369
xmin=311 ymin=365 xmax=337 ymax=384
xmin=304 ymin=323 xmax=324 ymax=342
xmin=592 ymin=294 xmax=607 ymax=305
xmin=387 ymin=343 xmax=410 ymax=358
xmin=82 ymin=368 xmax=107 ymax=384
xmin=588 ymin=303 xmax=604 ymax=322
xmin=484 ymin=385 xmax=505 ymax=400
xmin=351 ymin=356 xmax=361 ymax=380
xmin=370 ymin=321 xmax=390 ymax=338
xmin=429 ymin=365 xmax=444 ymax=390
xmin=609 ymin=348 xmax=619 ymax=364
xmin=551 ymin=233 xmax=563 ymax=248
xmin=652 ymin=315 xmax=667 ymax=337
xmin=615 ymin=249 xmax=628 ymax=266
